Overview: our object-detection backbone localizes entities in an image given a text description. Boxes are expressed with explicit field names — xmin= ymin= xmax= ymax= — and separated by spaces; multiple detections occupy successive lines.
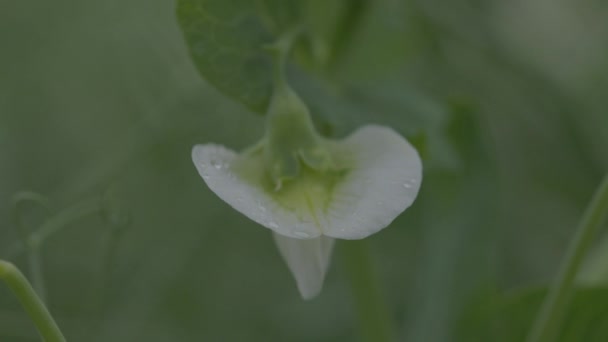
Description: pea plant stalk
xmin=0 ymin=260 xmax=66 ymax=342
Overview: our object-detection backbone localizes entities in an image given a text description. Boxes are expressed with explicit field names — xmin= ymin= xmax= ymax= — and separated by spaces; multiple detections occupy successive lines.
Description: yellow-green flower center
xmin=233 ymin=141 xmax=349 ymax=232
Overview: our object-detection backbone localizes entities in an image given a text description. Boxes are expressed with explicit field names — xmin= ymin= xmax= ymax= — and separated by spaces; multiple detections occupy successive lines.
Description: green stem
xmin=526 ymin=174 xmax=608 ymax=342
xmin=268 ymin=27 xmax=301 ymax=84
xmin=342 ymin=240 xmax=394 ymax=342
xmin=0 ymin=260 xmax=66 ymax=342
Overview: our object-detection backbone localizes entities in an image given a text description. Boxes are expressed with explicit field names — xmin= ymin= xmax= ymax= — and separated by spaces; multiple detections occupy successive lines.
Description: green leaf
xmin=175 ymin=0 xmax=359 ymax=113
xmin=176 ymin=0 xmax=276 ymax=113
xmin=457 ymin=288 xmax=608 ymax=342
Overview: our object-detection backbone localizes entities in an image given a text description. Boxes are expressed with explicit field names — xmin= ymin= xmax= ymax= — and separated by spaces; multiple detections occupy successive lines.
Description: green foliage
xmin=176 ymin=0 xmax=276 ymax=113
xmin=175 ymin=0 xmax=436 ymax=136
xmin=2 ymin=0 xmax=608 ymax=341
xmin=458 ymin=288 xmax=608 ymax=342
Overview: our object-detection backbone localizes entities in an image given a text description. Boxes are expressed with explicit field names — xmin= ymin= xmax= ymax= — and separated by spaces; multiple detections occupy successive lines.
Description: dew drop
xmin=255 ymin=200 xmax=267 ymax=212
xmin=403 ymin=183 xmax=412 ymax=189
xmin=211 ymin=159 xmax=223 ymax=169
xmin=294 ymin=231 xmax=311 ymax=238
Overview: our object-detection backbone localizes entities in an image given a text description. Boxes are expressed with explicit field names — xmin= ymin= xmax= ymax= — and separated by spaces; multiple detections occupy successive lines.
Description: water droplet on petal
xmin=211 ymin=159 xmax=222 ymax=169
xmin=268 ymin=221 xmax=279 ymax=229
xmin=352 ymin=211 xmax=363 ymax=223
xmin=255 ymin=200 xmax=267 ymax=212
xmin=294 ymin=231 xmax=311 ymax=238
xmin=403 ymin=183 xmax=412 ymax=189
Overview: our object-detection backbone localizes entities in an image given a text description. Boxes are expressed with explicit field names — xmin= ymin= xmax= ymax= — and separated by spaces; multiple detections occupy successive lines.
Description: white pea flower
xmin=192 ymin=124 xmax=422 ymax=299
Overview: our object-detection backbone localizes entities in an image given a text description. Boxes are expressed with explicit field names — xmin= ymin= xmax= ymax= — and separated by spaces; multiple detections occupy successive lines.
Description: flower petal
xmin=191 ymin=144 xmax=322 ymax=239
xmin=191 ymin=124 xmax=422 ymax=240
xmin=273 ymin=233 xmax=334 ymax=300
xmin=322 ymin=125 xmax=422 ymax=239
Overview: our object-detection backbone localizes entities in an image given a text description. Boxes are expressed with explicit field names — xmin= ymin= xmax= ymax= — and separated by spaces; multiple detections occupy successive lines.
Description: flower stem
xmin=0 ymin=259 xmax=66 ymax=342
xmin=266 ymin=26 xmax=301 ymax=87
xmin=342 ymin=240 xmax=394 ymax=342
xmin=526 ymin=174 xmax=608 ymax=342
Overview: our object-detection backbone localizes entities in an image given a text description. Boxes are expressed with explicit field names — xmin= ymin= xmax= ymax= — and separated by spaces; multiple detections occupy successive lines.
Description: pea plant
xmin=2 ymin=0 xmax=608 ymax=341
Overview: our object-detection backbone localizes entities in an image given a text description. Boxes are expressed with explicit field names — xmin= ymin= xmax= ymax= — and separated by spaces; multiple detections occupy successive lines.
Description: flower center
xmin=233 ymin=144 xmax=348 ymax=233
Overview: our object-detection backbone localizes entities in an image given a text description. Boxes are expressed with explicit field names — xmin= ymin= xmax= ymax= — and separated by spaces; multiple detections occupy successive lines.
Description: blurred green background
xmin=1 ymin=0 xmax=608 ymax=341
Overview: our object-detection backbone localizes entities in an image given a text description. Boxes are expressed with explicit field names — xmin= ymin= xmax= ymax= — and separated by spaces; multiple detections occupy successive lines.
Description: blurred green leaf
xmin=176 ymin=0 xmax=276 ymax=113
xmin=457 ymin=288 xmax=608 ymax=342
xmin=402 ymin=101 xmax=499 ymax=342
xmin=580 ymin=234 xmax=608 ymax=286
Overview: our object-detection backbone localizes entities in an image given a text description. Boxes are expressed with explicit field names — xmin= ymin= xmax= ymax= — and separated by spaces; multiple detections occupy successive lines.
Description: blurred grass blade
xmin=458 ymin=287 xmax=608 ymax=341
xmin=526 ymin=175 xmax=608 ymax=342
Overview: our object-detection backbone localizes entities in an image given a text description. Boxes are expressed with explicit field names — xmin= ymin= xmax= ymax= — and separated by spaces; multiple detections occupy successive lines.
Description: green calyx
xmin=263 ymin=82 xmax=335 ymax=190
xmin=261 ymin=29 xmax=336 ymax=191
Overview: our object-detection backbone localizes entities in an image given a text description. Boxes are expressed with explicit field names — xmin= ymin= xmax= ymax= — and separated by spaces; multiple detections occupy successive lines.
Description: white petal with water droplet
xmin=273 ymin=233 xmax=334 ymax=300
xmin=192 ymin=125 xmax=422 ymax=240
xmin=322 ymin=125 xmax=422 ymax=239
xmin=192 ymin=144 xmax=322 ymax=239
